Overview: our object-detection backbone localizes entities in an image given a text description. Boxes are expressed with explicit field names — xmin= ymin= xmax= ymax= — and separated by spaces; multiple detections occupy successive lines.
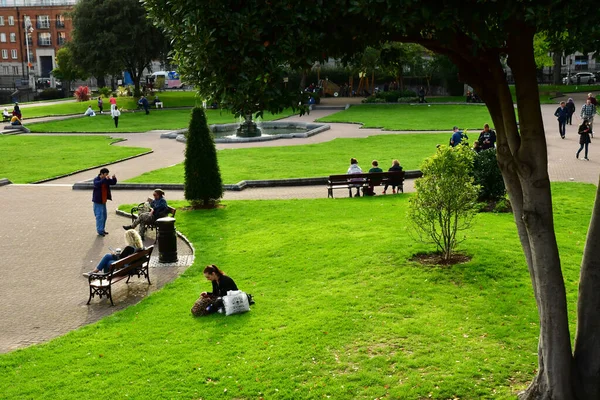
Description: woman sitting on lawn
xmin=83 ymin=229 xmax=144 ymax=276
xmin=123 ymin=189 xmax=169 ymax=238
xmin=191 ymin=265 xmax=239 ymax=316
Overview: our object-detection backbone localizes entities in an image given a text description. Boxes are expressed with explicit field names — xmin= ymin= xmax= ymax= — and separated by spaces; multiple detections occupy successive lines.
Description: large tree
xmin=51 ymin=44 xmax=89 ymax=93
xmin=71 ymin=0 xmax=168 ymax=95
xmin=144 ymin=1 xmax=600 ymax=398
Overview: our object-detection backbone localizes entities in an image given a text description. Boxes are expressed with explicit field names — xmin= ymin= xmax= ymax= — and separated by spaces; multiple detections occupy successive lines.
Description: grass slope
xmin=0 ymin=136 xmax=149 ymax=183
xmin=127 ymin=133 xmax=450 ymax=184
xmin=27 ymin=108 xmax=296 ymax=133
xmin=0 ymin=182 xmax=591 ymax=399
xmin=317 ymin=104 xmax=503 ymax=131
xmin=20 ymin=92 xmax=200 ymax=119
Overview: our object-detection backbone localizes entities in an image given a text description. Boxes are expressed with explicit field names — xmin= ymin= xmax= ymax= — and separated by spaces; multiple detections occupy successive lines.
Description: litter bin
xmin=156 ymin=217 xmax=178 ymax=263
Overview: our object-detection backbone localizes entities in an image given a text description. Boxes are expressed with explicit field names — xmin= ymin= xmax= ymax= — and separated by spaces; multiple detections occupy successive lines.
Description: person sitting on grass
xmin=347 ymin=157 xmax=363 ymax=198
xmin=10 ymin=115 xmax=22 ymax=126
xmin=83 ymin=229 xmax=144 ymax=276
xmin=363 ymin=160 xmax=383 ymax=196
xmin=191 ymin=265 xmax=239 ymax=316
xmin=382 ymin=159 xmax=403 ymax=194
xmin=123 ymin=189 xmax=169 ymax=238
xmin=84 ymin=105 xmax=96 ymax=117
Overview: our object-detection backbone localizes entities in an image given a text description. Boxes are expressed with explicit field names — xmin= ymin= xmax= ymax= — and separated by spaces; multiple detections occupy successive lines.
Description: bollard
xmin=156 ymin=217 xmax=178 ymax=263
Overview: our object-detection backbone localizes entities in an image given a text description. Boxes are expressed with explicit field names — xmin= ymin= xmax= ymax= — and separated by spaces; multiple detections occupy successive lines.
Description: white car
xmin=563 ymin=72 xmax=596 ymax=84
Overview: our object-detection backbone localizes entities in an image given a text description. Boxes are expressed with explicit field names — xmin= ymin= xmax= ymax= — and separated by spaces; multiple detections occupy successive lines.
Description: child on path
xmin=577 ymin=119 xmax=592 ymax=161
xmin=382 ymin=159 xmax=403 ymax=194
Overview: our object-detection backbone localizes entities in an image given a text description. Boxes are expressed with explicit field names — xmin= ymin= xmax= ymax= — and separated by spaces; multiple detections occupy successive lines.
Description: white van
xmin=149 ymin=71 xmax=183 ymax=89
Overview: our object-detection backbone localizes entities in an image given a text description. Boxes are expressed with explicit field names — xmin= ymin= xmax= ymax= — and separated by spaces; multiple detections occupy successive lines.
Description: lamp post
xmin=24 ymin=16 xmax=34 ymax=89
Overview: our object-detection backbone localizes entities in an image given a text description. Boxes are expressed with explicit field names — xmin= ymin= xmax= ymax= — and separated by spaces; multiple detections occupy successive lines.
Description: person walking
xmin=581 ymin=99 xmax=596 ymax=135
xmin=109 ymin=94 xmax=117 ymax=111
xmin=111 ymin=107 xmax=121 ymax=128
xmin=565 ymin=98 xmax=576 ymax=125
xmin=576 ymin=119 xmax=592 ymax=161
xmin=92 ymin=168 xmax=117 ymax=236
xmin=418 ymin=86 xmax=427 ymax=103
xmin=554 ymin=101 xmax=568 ymax=139
xmin=587 ymin=93 xmax=597 ymax=106
xmin=97 ymin=97 xmax=104 ymax=114
xmin=138 ymin=95 xmax=150 ymax=115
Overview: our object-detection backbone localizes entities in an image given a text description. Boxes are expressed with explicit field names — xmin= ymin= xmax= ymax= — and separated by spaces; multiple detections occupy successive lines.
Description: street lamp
xmin=24 ymin=16 xmax=34 ymax=89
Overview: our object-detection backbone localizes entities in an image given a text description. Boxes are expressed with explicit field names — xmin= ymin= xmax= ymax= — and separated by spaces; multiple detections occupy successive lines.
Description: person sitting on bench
xmin=153 ymin=96 xmax=163 ymax=108
xmin=347 ymin=157 xmax=363 ymax=198
xmin=3 ymin=108 xmax=10 ymax=122
xmin=83 ymin=229 xmax=144 ymax=276
xmin=123 ymin=189 xmax=169 ymax=236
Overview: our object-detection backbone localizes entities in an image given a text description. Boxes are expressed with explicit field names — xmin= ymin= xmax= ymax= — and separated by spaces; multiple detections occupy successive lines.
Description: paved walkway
xmin=1 ymin=92 xmax=599 ymax=353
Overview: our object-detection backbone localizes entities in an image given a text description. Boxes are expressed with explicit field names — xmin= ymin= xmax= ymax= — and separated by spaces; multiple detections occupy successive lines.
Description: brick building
xmin=0 ymin=0 xmax=76 ymax=82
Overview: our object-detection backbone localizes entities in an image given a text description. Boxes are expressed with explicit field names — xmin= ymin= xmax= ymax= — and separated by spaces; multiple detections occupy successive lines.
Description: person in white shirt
xmin=111 ymin=107 xmax=121 ymax=128
xmin=84 ymin=105 xmax=96 ymax=117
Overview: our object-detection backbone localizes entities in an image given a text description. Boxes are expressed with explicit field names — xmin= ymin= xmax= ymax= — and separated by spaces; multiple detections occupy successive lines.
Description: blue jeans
xmin=558 ymin=119 xmax=566 ymax=137
xmin=577 ymin=143 xmax=589 ymax=159
xmin=93 ymin=202 xmax=107 ymax=234
xmin=96 ymin=253 xmax=117 ymax=273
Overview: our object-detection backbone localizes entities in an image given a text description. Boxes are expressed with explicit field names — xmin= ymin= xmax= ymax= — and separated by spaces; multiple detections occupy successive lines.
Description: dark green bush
xmin=38 ymin=88 xmax=63 ymax=100
xmin=473 ymin=148 xmax=506 ymax=201
xmin=98 ymin=87 xmax=112 ymax=98
xmin=184 ymin=107 xmax=223 ymax=207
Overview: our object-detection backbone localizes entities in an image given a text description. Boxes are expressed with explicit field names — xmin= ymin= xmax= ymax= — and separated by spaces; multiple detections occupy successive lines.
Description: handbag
xmin=222 ymin=290 xmax=250 ymax=316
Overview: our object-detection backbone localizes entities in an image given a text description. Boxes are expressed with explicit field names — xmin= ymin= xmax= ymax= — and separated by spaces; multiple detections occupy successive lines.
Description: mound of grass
xmin=317 ymin=104 xmax=505 ymax=131
xmin=0 ymin=136 xmax=149 ymax=183
xmin=0 ymin=182 xmax=591 ymax=399
xmin=126 ymin=133 xmax=450 ymax=184
xmin=27 ymin=108 xmax=296 ymax=133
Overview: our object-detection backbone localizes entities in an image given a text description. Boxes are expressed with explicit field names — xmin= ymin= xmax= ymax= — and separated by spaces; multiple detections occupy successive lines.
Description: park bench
xmin=327 ymin=171 xmax=405 ymax=198
xmin=130 ymin=203 xmax=176 ymax=240
xmin=86 ymin=245 xmax=154 ymax=306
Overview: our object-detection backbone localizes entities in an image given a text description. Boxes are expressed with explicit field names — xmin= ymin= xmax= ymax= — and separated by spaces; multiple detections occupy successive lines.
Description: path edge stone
xmin=0 ymin=178 xmax=12 ymax=187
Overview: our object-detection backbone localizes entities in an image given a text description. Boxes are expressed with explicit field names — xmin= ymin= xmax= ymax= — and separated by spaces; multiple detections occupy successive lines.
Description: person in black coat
xmin=191 ymin=264 xmax=240 ymax=316
xmin=565 ymin=98 xmax=576 ymax=125
xmin=577 ymin=119 xmax=592 ymax=161
xmin=382 ymin=159 xmax=403 ymax=194
xmin=554 ymin=101 xmax=569 ymax=139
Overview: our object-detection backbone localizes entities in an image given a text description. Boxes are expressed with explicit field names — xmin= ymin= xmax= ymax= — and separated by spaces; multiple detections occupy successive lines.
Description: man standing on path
xmin=554 ymin=101 xmax=568 ymax=139
xmin=109 ymin=95 xmax=117 ymax=111
xmin=581 ymin=99 xmax=596 ymax=134
xmin=450 ymin=126 xmax=467 ymax=147
xmin=478 ymin=123 xmax=497 ymax=149
xmin=92 ymin=168 xmax=117 ymax=237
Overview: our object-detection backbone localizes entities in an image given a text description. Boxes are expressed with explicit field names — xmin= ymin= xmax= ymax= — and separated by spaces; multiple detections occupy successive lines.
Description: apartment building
xmin=0 ymin=0 xmax=76 ymax=80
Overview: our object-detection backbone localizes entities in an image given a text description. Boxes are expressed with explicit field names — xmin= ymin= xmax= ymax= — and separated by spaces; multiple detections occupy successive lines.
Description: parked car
xmin=563 ymin=72 xmax=596 ymax=84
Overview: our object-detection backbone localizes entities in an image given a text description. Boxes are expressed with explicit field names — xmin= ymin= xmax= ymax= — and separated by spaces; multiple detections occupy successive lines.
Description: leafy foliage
xmin=473 ymin=148 xmax=506 ymax=201
xmin=184 ymin=108 xmax=223 ymax=207
xmin=98 ymin=87 xmax=112 ymax=98
xmin=74 ymin=86 xmax=91 ymax=102
xmin=37 ymin=88 xmax=63 ymax=101
xmin=409 ymin=145 xmax=479 ymax=260
xmin=51 ymin=45 xmax=88 ymax=91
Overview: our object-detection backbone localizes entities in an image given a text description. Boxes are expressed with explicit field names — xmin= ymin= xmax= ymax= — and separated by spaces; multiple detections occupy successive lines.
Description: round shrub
xmin=473 ymin=148 xmax=506 ymax=201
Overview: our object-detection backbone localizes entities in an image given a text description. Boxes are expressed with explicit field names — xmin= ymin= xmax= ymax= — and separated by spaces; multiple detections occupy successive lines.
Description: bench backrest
xmin=328 ymin=171 xmax=405 ymax=184
xmin=108 ymin=246 xmax=154 ymax=277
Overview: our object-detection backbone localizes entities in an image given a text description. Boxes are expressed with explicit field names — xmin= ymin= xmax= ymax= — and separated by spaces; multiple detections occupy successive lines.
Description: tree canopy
xmin=143 ymin=1 xmax=600 ymax=398
xmin=71 ymin=0 xmax=168 ymax=95
xmin=51 ymin=45 xmax=88 ymax=92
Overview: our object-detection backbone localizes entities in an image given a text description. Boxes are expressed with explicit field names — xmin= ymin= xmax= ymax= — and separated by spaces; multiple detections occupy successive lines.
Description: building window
xmin=28 ymin=50 xmax=34 ymax=61
xmin=12 ymin=66 xmax=18 ymax=75
xmin=9 ymin=33 xmax=15 ymax=42
xmin=1 ymin=49 xmax=7 ymax=59
xmin=36 ymin=15 xmax=50 ymax=29
xmin=57 ymin=32 xmax=66 ymax=45
xmin=0 ymin=33 xmax=5 ymax=43
xmin=2 ymin=66 xmax=9 ymax=75
xmin=38 ymin=32 xmax=51 ymax=46
xmin=8 ymin=16 xmax=14 ymax=26
xmin=0 ymin=16 xmax=4 ymax=26
xmin=56 ymin=14 xmax=65 ymax=28
xmin=11 ymin=49 xmax=17 ymax=59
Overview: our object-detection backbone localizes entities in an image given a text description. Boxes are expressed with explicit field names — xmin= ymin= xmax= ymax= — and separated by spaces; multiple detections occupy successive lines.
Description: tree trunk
xmin=506 ymin=26 xmax=575 ymax=400
xmin=299 ymin=69 xmax=307 ymax=92
xmin=573 ymin=179 xmax=600 ymax=399
xmin=552 ymin=52 xmax=562 ymax=85
xmin=96 ymin=75 xmax=106 ymax=88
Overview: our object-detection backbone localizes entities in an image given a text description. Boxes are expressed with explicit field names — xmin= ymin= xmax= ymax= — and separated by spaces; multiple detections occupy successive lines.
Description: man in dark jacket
xmin=138 ymin=95 xmax=150 ymax=115
xmin=92 ymin=167 xmax=117 ymax=236
xmin=478 ymin=124 xmax=497 ymax=150
xmin=554 ymin=101 xmax=569 ymax=139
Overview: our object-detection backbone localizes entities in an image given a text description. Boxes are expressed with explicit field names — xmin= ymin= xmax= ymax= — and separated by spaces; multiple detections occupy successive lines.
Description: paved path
xmin=1 ymin=92 xmax=598 ymax=354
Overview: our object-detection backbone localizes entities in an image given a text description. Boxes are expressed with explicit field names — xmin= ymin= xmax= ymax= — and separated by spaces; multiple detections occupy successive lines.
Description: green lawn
xmin=425 ymin=95 xmax=556 ymax=104
xmin=27 ymin=108 xmax=296 ymax=133
xmin=20 ymin=92 xmax=200 ymax=119
xmin=127 ymin=133 xmax=450 ymax=184
xmin=0 ymin=136 xmax=149 ymax=183
xmin=317 ymin=104 xmax=502 ymax=131
xmin=0 ymin=182 xmax=590 ymax=399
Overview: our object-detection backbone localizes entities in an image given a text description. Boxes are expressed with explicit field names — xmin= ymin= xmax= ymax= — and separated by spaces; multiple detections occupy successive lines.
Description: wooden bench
xmin=86 ymin=246 xmax=154 ymax=306
xmin=130 ymin=203 xmax=176 ymax=239
xmin=327 ymin=171 xmax=405 ymax=198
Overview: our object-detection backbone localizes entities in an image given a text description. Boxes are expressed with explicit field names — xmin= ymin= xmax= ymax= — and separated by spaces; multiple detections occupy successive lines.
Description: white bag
xmin=222 ymin=290 xmax=250 ymax=316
